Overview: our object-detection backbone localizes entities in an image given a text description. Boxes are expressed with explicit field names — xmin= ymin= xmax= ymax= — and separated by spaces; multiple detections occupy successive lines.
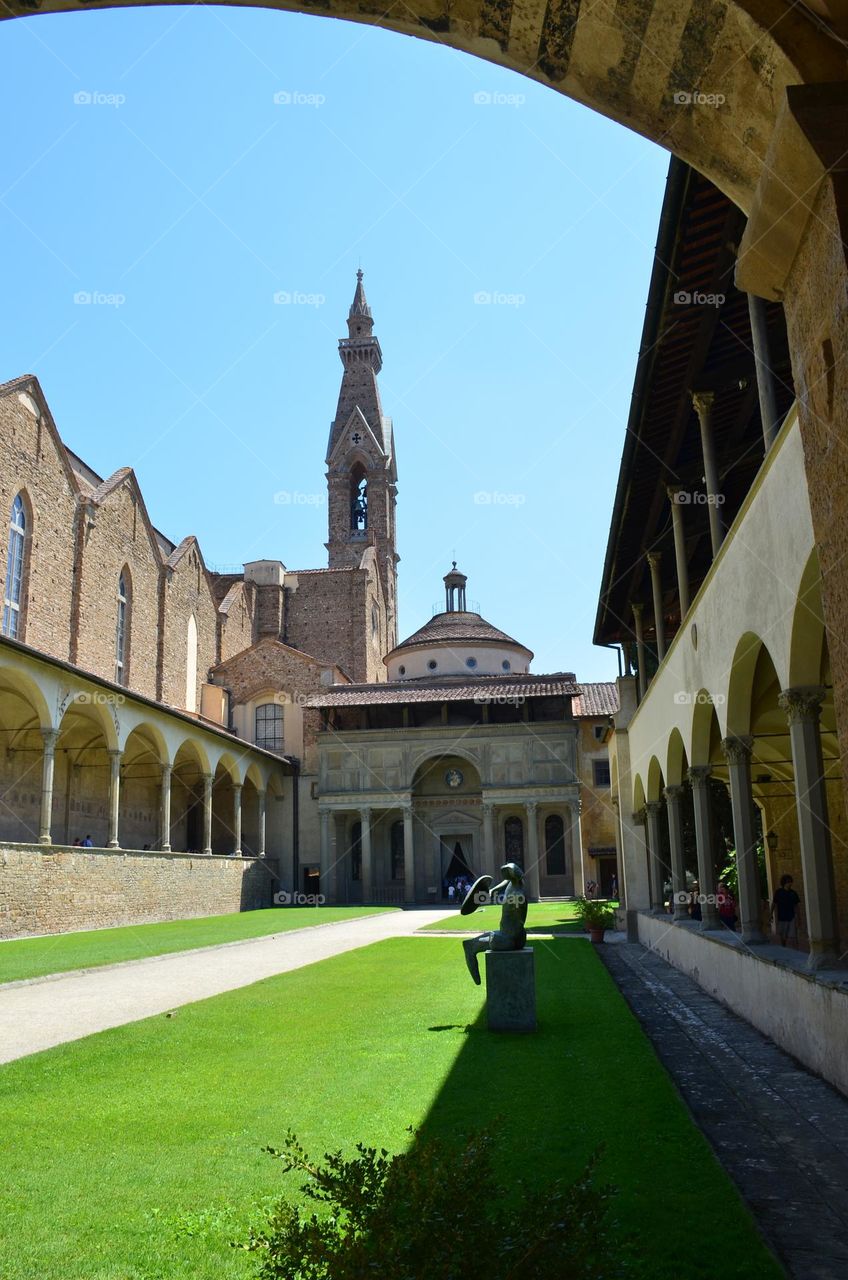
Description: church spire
xmin=348 ymin=268 xmax=373 ymax=328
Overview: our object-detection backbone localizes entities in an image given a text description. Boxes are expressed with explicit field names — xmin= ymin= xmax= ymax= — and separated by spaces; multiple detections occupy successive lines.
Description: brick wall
xmin=0 ymin=844 xmax=274 ymax=938
xmin=159 ymin=544 xmax=220 ymax=709
xmin=287 ymin=569 xmax=381 ymax=682
xmin=74 ymin=479 xmax=161 ymax=699
xmin=219 ymin=580 xmax=258 ymax=662
xmin=0 ymin=390 xmax=78 ymax=661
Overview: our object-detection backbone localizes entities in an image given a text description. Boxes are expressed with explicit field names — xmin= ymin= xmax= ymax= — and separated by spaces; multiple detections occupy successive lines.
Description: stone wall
xmin=0 ymin=843 xmax=274 ymax=939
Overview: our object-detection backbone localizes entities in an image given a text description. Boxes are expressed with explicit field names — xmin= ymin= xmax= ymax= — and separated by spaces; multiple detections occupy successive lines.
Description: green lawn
xmin=420 ymin=899 xmax=585 ymax=932
xmin=0 ymin=937 xmax=780 ymax=1279
xmin=0 ymin=906 xmax=393 ymax=984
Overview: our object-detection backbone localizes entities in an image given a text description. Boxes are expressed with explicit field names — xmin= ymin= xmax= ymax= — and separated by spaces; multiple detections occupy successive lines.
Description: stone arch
xmin=408 ymin=745 xmax=481 ymax=788
xmin=633 ymin=772 xmax=646 ymax=813
xmin=170 ymin=738 xmax=209 ymax=852
xmin=725 ymin=632 xmax=783 ymax=738
xmin=690 ymin=689 xmax=724 ymax=767
xmin=646 ymin=755 xmax=665 ymax=804
xmin=211 ymin=755 xmax=239 ymax=854
xmin=4 ymin=0 xmax=842 ymax=216
xmin=121 ymin=722 xmax=166 ymax=849
xmin=53 ymin=694 xmax=119 ymax=846
xmin=788 ymin=548 xmax=826 ymax=688
xmin=0 ymin=664 xmax=52 ymax=841
xmin=666 ymin=728 xmax=689 ymax=787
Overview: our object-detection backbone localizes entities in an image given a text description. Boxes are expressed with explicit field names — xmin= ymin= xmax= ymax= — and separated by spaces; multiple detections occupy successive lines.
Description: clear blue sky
xmin=0 ymin=5 xmax=669 ymax=679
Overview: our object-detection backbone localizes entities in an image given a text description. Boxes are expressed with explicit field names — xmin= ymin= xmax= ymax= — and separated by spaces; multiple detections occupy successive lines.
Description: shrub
xmin=238 ymin=1129 xmax=630 ymax=1280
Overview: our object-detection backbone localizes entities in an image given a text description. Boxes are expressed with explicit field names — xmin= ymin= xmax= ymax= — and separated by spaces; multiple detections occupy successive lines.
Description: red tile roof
xmin=307 ymin=672 xmax=579 ymax=708
xmin=572 ymin=682 xmax=619 ymax=717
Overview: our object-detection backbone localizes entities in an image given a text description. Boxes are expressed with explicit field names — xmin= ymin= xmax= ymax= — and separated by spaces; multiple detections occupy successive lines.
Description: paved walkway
xmin=600 ymin=941 xmax=848 ymax=1280
xmin=0 ymin=909 xmax=452 ymax=1064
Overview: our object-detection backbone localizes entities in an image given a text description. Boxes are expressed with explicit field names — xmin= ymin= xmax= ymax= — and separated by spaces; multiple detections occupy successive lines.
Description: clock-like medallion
xmin=445 ymin=768 xmax=464 ymax=789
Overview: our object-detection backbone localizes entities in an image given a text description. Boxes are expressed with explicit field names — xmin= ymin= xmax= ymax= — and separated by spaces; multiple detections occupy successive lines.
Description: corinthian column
xmin=721 ymin=736 xmax=764 ymax=942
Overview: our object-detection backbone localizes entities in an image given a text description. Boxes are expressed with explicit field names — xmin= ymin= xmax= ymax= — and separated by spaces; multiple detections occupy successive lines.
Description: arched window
xmin=350 ymin=465 xmax=367 ymax=532
xmin=390 ymin=821 xmax=404 ymax=880
xmin=504 ymin=816 xmax=524 ymax=861
xmin=185 ymin=614 xmax=198 ymax=713
xmin=350 ymin=821 xmax=362 ymax=881
xmin=255 ymin=702 xmax=284 ymax=752
xmin=545 ymin=814 xmax=567 ymax=876
xmin=2 ymin=494 xmax=27 ymax=639
xmin=115 ymin=571 xmax=130 ymax=685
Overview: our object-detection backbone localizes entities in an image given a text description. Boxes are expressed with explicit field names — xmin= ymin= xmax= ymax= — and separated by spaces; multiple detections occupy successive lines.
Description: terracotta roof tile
xmin=307 ymin=673 xmax=579 ymax=707
xmin=572 ymin=682 xmax=619 ymax=717
xmin=393 ymin=610 xmax=532 ymax=654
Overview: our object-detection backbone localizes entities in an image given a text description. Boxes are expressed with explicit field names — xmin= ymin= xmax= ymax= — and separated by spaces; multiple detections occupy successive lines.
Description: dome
xmin=385 ymin=567 xmax=534 ymax=680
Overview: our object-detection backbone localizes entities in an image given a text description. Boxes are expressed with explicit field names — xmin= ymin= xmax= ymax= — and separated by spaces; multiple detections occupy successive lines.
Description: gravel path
xmin=0 ymin=908 xmax=452 ymax=1063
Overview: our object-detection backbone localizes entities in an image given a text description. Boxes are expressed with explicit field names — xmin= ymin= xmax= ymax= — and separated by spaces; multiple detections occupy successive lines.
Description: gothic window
xmin=350 ymin=821 xmax=362 ymax=881
xmin=115 ymin=571 xmax=130 ymax=685
xmin=255 ymin=702 xmax=284 ymax=752
xmin=350 ymin=465 xmax=367 ymax=532
xmin=390 ymin=821 xmax=404 ymax=880
xmin=504 ymin=816 xmax=523 ymax=861
xmin=185 ymin=614 xmax=198 ymax=713
xmin=545 ymin=814 xmax=566 ymax=876
xmin=2 ymin=495 xmax=27 ymax=639
xmin=371 ymin=602 xmax=379 ymax=636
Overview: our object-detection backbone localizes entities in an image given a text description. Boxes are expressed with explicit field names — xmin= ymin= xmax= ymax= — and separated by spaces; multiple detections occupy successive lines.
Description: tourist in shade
xmin=716 ymin=881 xmax=737 ymax=930
xmin=770 ymin=874 xmax=802 ymax=947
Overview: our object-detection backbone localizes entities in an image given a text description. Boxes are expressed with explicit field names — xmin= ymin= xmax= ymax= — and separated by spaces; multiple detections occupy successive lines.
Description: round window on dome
xmin=466 ymin=657 xmax=477 ymax=669
xmin=427 ymin=659 xmax=438 ymax=671
xmin=398 ymin=665 xmax=406 ymax=676
xmin=502 ymin=660 xmax=511 ymax=672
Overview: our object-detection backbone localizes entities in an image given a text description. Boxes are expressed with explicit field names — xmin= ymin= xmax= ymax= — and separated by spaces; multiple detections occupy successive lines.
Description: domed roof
xmin=392 ymin=610 xmax=532 ymax=657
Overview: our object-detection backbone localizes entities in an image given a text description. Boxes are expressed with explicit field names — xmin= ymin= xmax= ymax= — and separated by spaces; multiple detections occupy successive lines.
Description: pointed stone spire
xmin=349 ymin=268 xmax=372 ymax=323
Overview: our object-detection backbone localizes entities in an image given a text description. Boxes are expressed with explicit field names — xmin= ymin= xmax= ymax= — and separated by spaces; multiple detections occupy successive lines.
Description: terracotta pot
xmin=589 ymin=926 xmax=606 ymax=944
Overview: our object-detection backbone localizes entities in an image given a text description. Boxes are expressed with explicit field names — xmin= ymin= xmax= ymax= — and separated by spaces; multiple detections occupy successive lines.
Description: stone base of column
xmin=38 ymin=836 xmax=52 ymax=846
xmin=107 ymin=840 xmax=120 ymax=850
xmin=160 ymin=843 xmax=171 ymax=853
xmin=807 ymin=942 xmax=842 ymax=971
xmin=485 ymin=948 xmax=536 ymax=1033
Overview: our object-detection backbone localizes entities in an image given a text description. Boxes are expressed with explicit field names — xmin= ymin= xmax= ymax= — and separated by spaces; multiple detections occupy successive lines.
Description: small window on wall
xmin=593 ymin=758 xmax=611 ymax=788
xmin=255 ymin=702 xmax=284 ymax=752
xmin=371 ymin=602 xmax=379 ymax=637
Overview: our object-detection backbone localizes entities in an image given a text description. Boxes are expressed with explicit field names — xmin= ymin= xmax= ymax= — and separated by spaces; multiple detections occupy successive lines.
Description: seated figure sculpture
xmin=460 ymin=862 xmax=527 ymax=985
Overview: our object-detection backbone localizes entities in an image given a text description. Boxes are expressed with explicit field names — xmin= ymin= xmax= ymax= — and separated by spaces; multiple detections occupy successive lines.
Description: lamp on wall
xmin=766 ymin=829 xmax=778 ymax=854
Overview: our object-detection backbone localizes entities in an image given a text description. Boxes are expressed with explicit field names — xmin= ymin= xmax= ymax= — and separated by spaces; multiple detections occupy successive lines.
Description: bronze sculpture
xmin=460 ymin=862 xmax=527 ymax=985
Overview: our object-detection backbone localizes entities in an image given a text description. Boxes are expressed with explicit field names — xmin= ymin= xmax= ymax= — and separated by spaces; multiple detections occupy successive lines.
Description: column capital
xmin=631 ymin=600 xmax=645 ymax=618
xmin=108 ymin=747 xmax=122 ymax=760
xmin=232 ymin=781 xmax=243 ymax=794
xmin=663 ymin=784 xmax=685 ymax=802
xmin=202 ymin=771 xmax=213 ymax=784
xmin=40 ymin=727 xmax=58 ymax=749
xmin=161 ymin=761 xmax=172 ymax=777
xmin=646 ymin=550 xmax=662 ymax=569
xmin=667 ymin=484 xmax=685 ymax=502
xmin=631 ymin=808 xmax=646 ymax=826
xmin=525 ymin=799 xmax=538 ymax=814
xmin=778 ymin=685 xmax=826 ymax=725
xmin=481 ymin=800 xmax=495 ymax=816
xmin=359 ymin=805 xmax=372 ymax=821
xmin=721 ymin=735 xmax=754 ymax=764
xmin=611 ymin=795 xmax=620 ymax=810
xmin=687 ymin=765 xmax=712 ymax=787
xmin=402 ymin=802 xmax=414 ymax=818
xmin=691 ymin=389 xmax=715 ymax=417
xmin=644 ymin=800 xmax=663 ymax=816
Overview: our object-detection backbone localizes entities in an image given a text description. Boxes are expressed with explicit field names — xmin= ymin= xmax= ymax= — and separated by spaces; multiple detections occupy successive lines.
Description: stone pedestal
xmin=485 ymin=948 xmax=536 ymax=1033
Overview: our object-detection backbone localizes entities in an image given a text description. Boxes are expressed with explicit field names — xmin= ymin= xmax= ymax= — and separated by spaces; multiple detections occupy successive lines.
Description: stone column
xmin=482 ymin=801 xmax=497 ymax=878
xmin=107 ymin=749 xmax=121 ymax=849
xmin=159 ymin=763 xmax=172 ymax=852
xmin=38 ymin=728 xmax=57 ymax=846
xmin=319 ymin=807 xmax=331 ymax=897
xmin=779 ymin=687 xmax=841 ymax=968
xmin=667 ymin=486 xmax=690 ymax=619
xmin=202 ymin=772 xmax=213 ymax=855
xmin=721 ymin=737 xmax=764 ymax=942
xmin=611 ymin=796 xmax=625 ymax=907
xmin=524 ymin=801 xmax=541 ymax=900
xmin=627 ymin=808 xmax=651 ymax=912
xmin=232 ymin=782 xmax=242 ymax=857
xmin=632 ymin=602 xmax=647 ymax=700
xmin=692 ymin=391 xmax=724 ymax=557
xmin=664 ymin=785 xmax=688 ymax=920
xmin=647 ymin=552 xmax=665 ymax=661
xmin=402 ymin=804 xmax=415 ymax=904
xmin=688 ymin=766 xmax=720 ymax=929
xmin=360 ymin=807 xmax=373 ymax=902
xmin=257 ymin=788 xmax=267 ymax=858
xmin=747 ymin=293 xmax=780 ymax=450
xmin=644 ymin=801 xmax=665 ymax=911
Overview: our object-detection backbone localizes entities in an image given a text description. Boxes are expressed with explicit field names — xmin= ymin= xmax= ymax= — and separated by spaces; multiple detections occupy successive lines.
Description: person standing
xmin=770 ymin=874 xmax=802 ymax=947
xmin=716 ymin=881 xmax=737 ymax=930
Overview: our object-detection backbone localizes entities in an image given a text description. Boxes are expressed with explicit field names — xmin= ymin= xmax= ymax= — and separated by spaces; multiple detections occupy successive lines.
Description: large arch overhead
xmin=5 ymin=0 xmax=845 ymax=213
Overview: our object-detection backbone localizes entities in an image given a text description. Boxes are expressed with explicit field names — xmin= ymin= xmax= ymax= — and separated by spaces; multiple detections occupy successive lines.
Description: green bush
xmin=238 ymin=1129 xmax=630 ymax=1280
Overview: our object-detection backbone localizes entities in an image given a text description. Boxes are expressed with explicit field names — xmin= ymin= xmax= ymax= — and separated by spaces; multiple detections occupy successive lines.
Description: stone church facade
xmin=0 ymin=273 xmax=616 ymax=933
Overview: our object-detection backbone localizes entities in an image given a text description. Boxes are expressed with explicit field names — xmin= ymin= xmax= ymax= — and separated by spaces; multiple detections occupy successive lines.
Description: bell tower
xmin=326 ymin=271 xmax=398 ymax=646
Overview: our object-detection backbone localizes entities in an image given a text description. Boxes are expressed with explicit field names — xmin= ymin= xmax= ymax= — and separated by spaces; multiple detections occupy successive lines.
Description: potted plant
xmin=574 ymin=896 xmax=617 ymax=943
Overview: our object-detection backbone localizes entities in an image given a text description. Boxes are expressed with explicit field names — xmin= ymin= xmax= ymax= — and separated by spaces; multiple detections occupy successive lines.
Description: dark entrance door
xmin=302 ymin=866 xmax=320 ymax=899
